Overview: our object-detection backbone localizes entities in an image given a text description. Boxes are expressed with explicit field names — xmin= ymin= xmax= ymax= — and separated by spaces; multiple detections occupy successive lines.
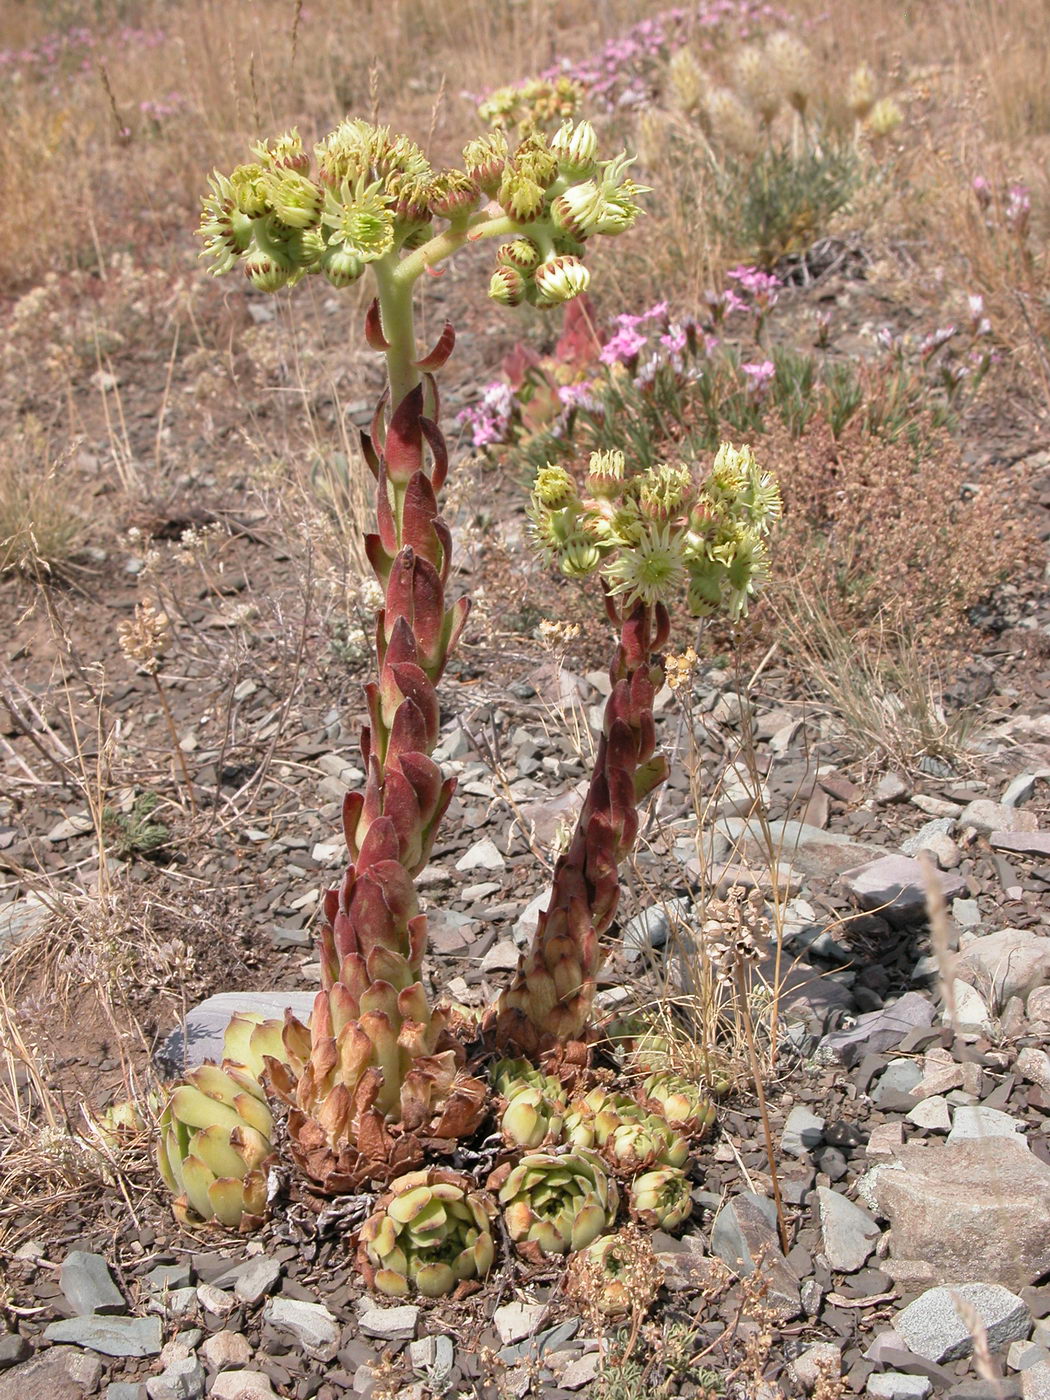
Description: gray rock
xmin=782 ymin=1105 xmax=825 ymax=1157
xmin=873 ymin=1060 xmax=923 ymax=1105
xmin=712 ymin=818 xmax=883 ymax=882
xmin=622 ymin=898 xmax=692 ymax=962
xmin=65 ymin=1352 xmax=104 ymax=1389
xmin=43 ymin=1314 xmax=162 ymax=1357
xmin=146 ymin=1264 xmax=193 ymax=1293
xmin=907 ymin=1096 xmax=952 ymax=1132
xmin=874 ymin=1136 xmax=1050 ymax=1288
xmin=0 ymin=899 xmax=50 ymax=955
xmin=262 ymin=1298 xmax=339 ymax=1358
xmin=454 ymin=838 xmax=504 ymax=872
xmin=1001 ymin=773 xmax=1048 ymax=808
xmin=944 ymin=979 xmax=993 ymax=1034
xmin=818 ymin=992 xmax=935 ymax=1067
xmin=357 ymin=1304 xmax=419 ymax=1342
xmin=913 ymin=794 xmax=963 ymax=818
xmin=209 ymin=1373 xmax=276 ymax=1399
xmin=558 ymin=1352 xmax=602 ymax=1389
xmin=957 ymin=930 xmax=1050 ymax=1010
xmin=894 ymin=1283 xmax=1030 ymax=1362
xmin=1023 ymin=1361 xmax=1050 ymax=1399
xmin=1016 ymin=1047 xmax=1050 ymax=1092
xmin=946 ymin=1105 xmax=1024 ymax=1143
xmin=60 ymin=1250 xmax=125 ymax=1316
xmin=196 ymin=1284 xmax=234 ymax=1317
xmin=200 ymin=1330 xmax=252 ymax=1370
xmin=105 ymin=1385 xmax=146 ymax=1400
xmin=157 ymin=991 xmax=315 ymax=1076
xmin=959 ymin=800 xmax=1038 ymax=835
xmin=867 ymin=1375 xmax=932 ymax=1399
xmin=512 ymin=889 xmax=549 ymax=946
xmin=876 ymin=773 xmax=911 ymax=804
xmin=1009 ymin=1341 xmax=1050 ymax=1371
xmin=989 ymin=831 xmax=1050 ymax=858
xmin=0 ymin=1336 xmax=29 ymax=1370
xmin=710 ymin=1193 xmax=800 ymax=1319
xmin=840 ymin=855 xmax=967 ymax=926
xmin=493 ymin=1301 xmax=547 ymax=1345
xmin=0 ymin=1348 xmax=84 ymax=1400
xmin=229 ymin=1256 xmax=281 ymax=1305
xmin=152 ymin=1288 xmax=197 ymax=1320
xmin=953 ymin=898 xmax=982 ymax=928
xmin=901 ymin=818 xmax=955 ymax=857
xmin=409 ymin=1335 xmax=455 ymax=1386
xmin=145 ymin=1356 xmax=205 ymax=1400
xmin=790 ymin=1342 xmax=842 ymax=1391
xmin=497 ymin=1318 xmax=578 ymax=1365
xmin=817 ymin=1188 xmax=881 ymax=1272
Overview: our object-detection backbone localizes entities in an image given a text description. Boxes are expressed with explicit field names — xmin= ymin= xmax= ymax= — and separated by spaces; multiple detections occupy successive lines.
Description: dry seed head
xmin=866 ymin=96 xmax=903 ymax=137
xmin=732 ymin=45 xmax=781 ymax=125
xmin=667 ymin=47 xmax=706 ymax=116
xmin=765 ymin=31 xmax=815 ymax=115
xmin=846 ymin=63 xmax=877 ymax=120
xmin=664 ymin=646 xmax=699 ymax=690
xmin=705 ymin=87 xmax=761 ymax=157
xmin=119 ymin=600 xmax=170 ymax=674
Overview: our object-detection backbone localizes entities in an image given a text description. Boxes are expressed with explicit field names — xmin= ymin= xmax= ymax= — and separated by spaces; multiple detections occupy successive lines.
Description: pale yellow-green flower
xmin=602 ymin=522 xmax=687 ymax=606
xmin=321 ymin=177 xmax=395 ymax=262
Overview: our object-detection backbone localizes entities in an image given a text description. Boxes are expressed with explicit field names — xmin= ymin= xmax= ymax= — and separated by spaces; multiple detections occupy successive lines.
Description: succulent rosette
xmin=357 ymin=1168 xmax=496 ymax=1298
xmin=490 ymin=1150 xmax=619 ymax=1260
xmin=600 ymin=1105 xmax=690 ymax=1175
xmin=500 ymin=1085 xmax=566 ymax=1150
xmin=157 ymin=1062 xmax=274 ymax=1230
xmin=639 ymin=1071 xmax=716 ymax=1140
xmin=629 ymin=1167 xmax=694 ymax=1230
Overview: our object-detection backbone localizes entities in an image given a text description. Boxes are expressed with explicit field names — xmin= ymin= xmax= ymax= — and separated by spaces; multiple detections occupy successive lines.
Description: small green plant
xmin=101 ymin=792 xmax=171 ymax=860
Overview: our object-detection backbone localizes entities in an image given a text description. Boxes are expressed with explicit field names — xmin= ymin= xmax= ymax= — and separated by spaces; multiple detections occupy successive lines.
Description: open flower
xmin=321 ymin=177 xmax=395 ymax=262
xmin=601 ymin=521 xmax=687 ymax=606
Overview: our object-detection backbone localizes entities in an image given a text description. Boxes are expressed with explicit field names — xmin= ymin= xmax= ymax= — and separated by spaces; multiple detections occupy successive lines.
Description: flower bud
xmin=497 ymin=169 xmax=546 ymax=222
xmin=428 ymin=170 xmax=479 ymax=220
xmin=496 ymin=237 xmax=542 ymax=272
xmin=533 ymin=464 xmax=577 ymax=509
xmin=585 ymin=449 xmax=626 ymax=499
xmin=551 ymin=119 xmax=598 ymax=179
xmin=230 ymin=163 xmax=271 ymax=218
xmin=533 ymin=255 xmax=590 ymax=306
xmin=267 ymin=170 xmax=324 ymax=229
xmin=639 ymin=463 xmax=693 ymax=521
xmin=463 ymin=130 xmax=509 ymax=195
xmin=488 ymin=265 xmax=526 ymax=306
xmin=513 ymin=134 xmax=559 ymax=190
xmin=244 ymin=248 xmax=291 ymax=292
xmin=705 ymin=88 xmax=760 ymax=157
xmin=321 ymin=245 xmax=366 ymax=288
xmin=557 ymin=536 xmax=602 ymax=578
xmin=253 ymin=128 xmax=310 ymax=174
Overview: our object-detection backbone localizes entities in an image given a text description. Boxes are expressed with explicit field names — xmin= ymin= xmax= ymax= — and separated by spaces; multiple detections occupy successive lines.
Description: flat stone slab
xmin=989 ymin=830 xmax=1050 ymax=858
xmin=894 ymin=1283 xmax=1030 ymax=1362
xmin=840 ymin=855 xmax=967 ymax=926
xmin=957 ymin=929 xmax=1050 ymax=1010
xmin=818 ymin=992 xmax=934 ymax=1068
xmin=59 ymin=1250 xmax=125 ymax=1316
xmin=43 ymin=1314 xmax=162 ymax=1357
xmin=874 ymin=1135 xmax=1050 ymax=1289
xmin=157 ymin=991 xmax=315 ymax=1076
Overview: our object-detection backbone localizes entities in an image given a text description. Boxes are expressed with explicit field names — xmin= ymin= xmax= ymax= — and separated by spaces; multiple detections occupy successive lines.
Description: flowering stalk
xmin=193 ymin=116 xmax=645 ymax=1193
xmin=487 ymin=446 xmax=781 ymax=1058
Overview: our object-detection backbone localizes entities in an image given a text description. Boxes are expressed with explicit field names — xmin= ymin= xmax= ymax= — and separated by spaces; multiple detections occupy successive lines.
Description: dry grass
xmin=0 ymin=426 xmax=83 ymax=579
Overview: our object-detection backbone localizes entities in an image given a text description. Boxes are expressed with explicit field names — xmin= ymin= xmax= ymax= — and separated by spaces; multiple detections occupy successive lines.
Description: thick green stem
xmin=373 ymin=255 xmax=421 ymax=412
xmin=393 ymin=211 xmax=517 ymax=289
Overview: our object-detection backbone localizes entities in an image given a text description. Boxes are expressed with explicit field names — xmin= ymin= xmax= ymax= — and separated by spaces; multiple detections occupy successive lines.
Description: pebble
xmin=867 ymin=1375 xmax=933 ymax=1399
xmin=59 ymin=1250 xmax=125 ymax=1316
xmin=840 ymin=855 xmax=967 ymax=926
xmin=958 ymin=800 xmax=1038 ymax=835
xmin=196 ymin=1284 xmax=235 ymax=1317
xmin=952 ymin=898 xmax=982 ymax=927
xmin=894 ymin=1283 xmax=1031 ymax=1362
xmin=790 ymin=1342 xmax=842 ymax=1390
xmin=1016 ymin=1047 xmax=1050 ymax=1092
xmin=907 ymin=1096 xmax=952 ymax=1132
xmin=493 ymin=1301 xmax=548 ymax=1345
xmin=200 ymin=1329 xmax=253 ymax=1369
xmin=262 ymin=1298 xmax=339 ymax=1358
xmin=816 ymin=1187 xmax=881 ymax=1273
xmin=958 ymin=929 xmax=1050 ymax=1007
xmin=229 ymin=1256 xmax=282 ymax=1305
xmin=454 ymin=838 xmax=504 ymax=871
xmin=356 ymin=1304 xmax=419 ymax=1342
xmin=146 ymin=1356 xmax=206 ymax=1400
xmin=0 ymin=1336 xmax=30 ymax=1369
xmin=408 ymin=1335 xmax=455 ymax=1386
xmin=710 ymin=1193 xmax=801 ymax=1320
xmin=209 ymin=1372 xmax=276 ymax=1399
xmin=781 ymin=1105 xmax=826 ymax=1157
xmin=875 ymin=773 xmax=911 ymax=804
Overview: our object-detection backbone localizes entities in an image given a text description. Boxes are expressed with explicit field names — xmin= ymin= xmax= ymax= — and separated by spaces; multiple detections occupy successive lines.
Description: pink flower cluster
xmin=726 ymin=265 xmax=781 ymax=308
xmin=543 ymin=0 xmax=787 ymax=112
xmin=140 ymin=92 xmax=189 ymax=123
xmin=0 ymin=23 xmax=166 ymax=88
xmin=456 ymin=381 xmax=515 ymax=448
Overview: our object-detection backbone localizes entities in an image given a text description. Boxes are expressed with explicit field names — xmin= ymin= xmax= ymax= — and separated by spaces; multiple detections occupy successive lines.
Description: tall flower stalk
xmin=488 ymin=446 xmax=781 ymax=1059
xmin=188 ymin=116 xmax=646 ymax=1195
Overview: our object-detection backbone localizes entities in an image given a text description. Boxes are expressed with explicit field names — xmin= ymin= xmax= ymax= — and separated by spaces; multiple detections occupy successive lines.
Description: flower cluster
xmin=477 ymin=76 xmax=584 ymax=135
xmin=457 ymin=381 xmax=515 ymax=448
xmin=543 ymin=1 xmax=786 ymax=113
xmin=527 ymin=443 xmax=780 ymax=618
xmin=199 ymin=118 xmax=644 ymax=307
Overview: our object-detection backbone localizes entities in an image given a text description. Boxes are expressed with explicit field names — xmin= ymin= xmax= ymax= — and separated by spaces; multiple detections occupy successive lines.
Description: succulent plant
xmin=356 ymin=1168 xmax=496 ymax=1298
xmin=500 ymin=1085 xmax=566 ymax=1150
xmin=490 ymin=1149 xmax=619 ymax=1260
xmin=629 ymin=1167 xmax=694 ymax=1230
xmin=157 ymin=1062 xmax=274 ymax=1230
xmin=491 ymin=1057 xmax=564 ymax=1102
xmin=639 ymin=1071 xmax=715 ymax=1140
xmin=562 ymin=1087 xmax=631 ymax=1151
xmin=600 ymin=1106 xmax=689 ymax=1175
